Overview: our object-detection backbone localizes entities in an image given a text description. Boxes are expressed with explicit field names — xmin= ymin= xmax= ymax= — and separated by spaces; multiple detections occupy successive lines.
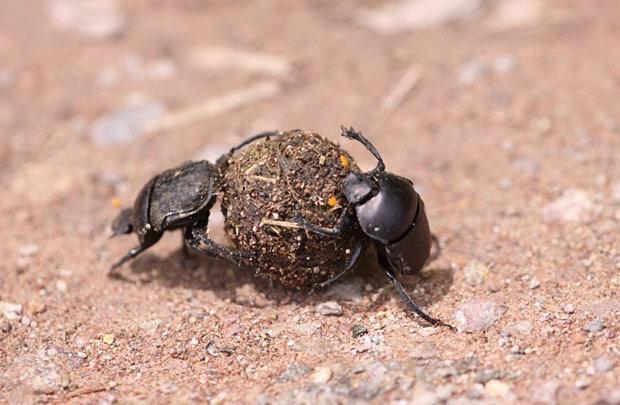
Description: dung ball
xmin=220 ymin=130 xmax=365 ymax=289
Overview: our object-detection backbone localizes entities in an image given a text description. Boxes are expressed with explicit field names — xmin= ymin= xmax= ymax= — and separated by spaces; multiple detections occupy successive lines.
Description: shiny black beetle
xmin=109 ymin=132 xmax=276 ymax=274
xmin=294 ymin=127 xmax=449 ymax=328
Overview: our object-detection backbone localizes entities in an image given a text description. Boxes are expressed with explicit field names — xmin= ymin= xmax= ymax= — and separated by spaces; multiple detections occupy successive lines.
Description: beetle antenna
xmin=340 ymin=126 xmax=385 ymax=174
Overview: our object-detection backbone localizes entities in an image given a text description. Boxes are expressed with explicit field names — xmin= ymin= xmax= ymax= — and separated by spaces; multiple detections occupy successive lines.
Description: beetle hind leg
xmin=186 ymin=227 xmax=255 ymax=264
xmin=377 ymin=248 xmax=454 ymax=330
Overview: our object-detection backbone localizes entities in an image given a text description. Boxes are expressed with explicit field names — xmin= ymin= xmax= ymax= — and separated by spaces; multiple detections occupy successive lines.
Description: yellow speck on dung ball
xmin=339 ymin=154 xmax=350 ymax=169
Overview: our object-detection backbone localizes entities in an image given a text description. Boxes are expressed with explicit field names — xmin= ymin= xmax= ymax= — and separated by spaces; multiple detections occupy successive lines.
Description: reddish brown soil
xmin=1 ymin=1 xmax=620 ymax=404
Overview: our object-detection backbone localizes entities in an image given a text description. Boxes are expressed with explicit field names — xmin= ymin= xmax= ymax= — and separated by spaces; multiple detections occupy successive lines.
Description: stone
xmin=529 ymin=379 xmax=559 ymax=405
xmin=593 ymin=357 xmax=614 ymax=373
xmin=316 ymin=301 xmax=343 ymax=316
xmin=89 ymin=102 xmax=165 ymax=145
xmin=489 ymin=0 xmax=544 ymax=31
xmin=0 ymin=302 xmax=22 ymax=320
xmin=311 ymin=367 xmax=332 ymax=384
xmin=453 ymin=299 xmax=506 ymax=332
xmin=584 ymin=319 xmax=605 ymax=333
xmin=463 ymin=260 xmax=489 ymax=286
xmin=542 ymin=188 xmax=594 ymax=223
xmin=458 ymin=59 xmax=488 ymax=85
xmin=356 ymin=0 xmax=483 ymax=34
xmin=501 ymin=320 xmax=533 ymax=337
xmin=140 ymin=319 xmax=162 ymax=333
xmin=485 ymin=379 xmax=511 ymax=398
xmin=47 ymin=0 xmax=126 ymax=40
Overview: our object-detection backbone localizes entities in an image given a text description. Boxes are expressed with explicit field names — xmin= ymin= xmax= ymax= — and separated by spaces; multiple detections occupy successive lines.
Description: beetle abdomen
xmin=383 ymin=198 xmax=432 ymax=275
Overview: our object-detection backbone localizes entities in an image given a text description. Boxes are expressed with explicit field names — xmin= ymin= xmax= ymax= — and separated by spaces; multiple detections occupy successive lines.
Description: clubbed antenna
xmin=340 ymin=126 xmax=385 ymax=174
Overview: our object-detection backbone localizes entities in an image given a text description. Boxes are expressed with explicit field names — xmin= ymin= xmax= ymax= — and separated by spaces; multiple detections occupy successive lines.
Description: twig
xmin=260 ymin=219 xmax=303 ymax=229
xmin=381 ymin=65 xmax=422 ymax=111
xmin=147 ymin=81 xmax=281 ymax=133
xmin=67 ymin=386 xmax=107 ymax=398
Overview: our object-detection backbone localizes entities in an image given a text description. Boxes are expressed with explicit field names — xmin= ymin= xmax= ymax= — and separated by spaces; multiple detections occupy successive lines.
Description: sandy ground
xmin=1 ymin=0 xmax=620 ymax=403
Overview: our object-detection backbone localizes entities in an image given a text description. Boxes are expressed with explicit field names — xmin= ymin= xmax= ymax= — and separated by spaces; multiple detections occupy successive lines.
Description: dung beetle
xmin=294 ymin=127 xmax=450 ymax=328
xmin=109 ymin=132 xmax=278 ymax=274
xmin=233 ymin=127 xmax=450 ymax=328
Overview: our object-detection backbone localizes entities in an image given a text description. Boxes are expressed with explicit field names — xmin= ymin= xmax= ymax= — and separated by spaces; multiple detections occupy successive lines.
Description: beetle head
xmin=111 ymin=207 xmax=134 ymax=236
xmin=340 ymin=127 xmax=386 ymax=205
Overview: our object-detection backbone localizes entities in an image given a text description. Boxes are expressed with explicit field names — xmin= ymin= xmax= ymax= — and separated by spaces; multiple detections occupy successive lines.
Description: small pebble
xmin=475 ymin=369 xmax=504 ymax=384
xmin=584 ymin=319 xmax=605 ymax=333
xmin=528 ymin=278 xmax=541 ymax=289
xmin=563 ymin=304 xmax=575 ymax=314
xmin=311 ymin=367 xmax=332 ymax=384
xmin=140 ymin=319 xmax=162 ymax=333
xmin=542 ymin=188 xmax=594 ymax=223
xmin=463 ymin=261 xmax=489 ymax=286
xmin=593 ymin=357 xmax=614 ymax=373
xmin=501 ymin=320 xmax=533 ymax=337
xmin=18 ymin=243 xmax=40 ymax=257
xmin=27 ymin=300 xmax=46 ymax=315
xmin=454 ymin=299 xmax=506 ymax=332
xmin=56 ymin=280 xmax=68 ymax=293
xmin=352 ymin=325 xmax=368 ymax=338
xmin=575 ymin=378 xmax=590 ymax=390
xmin=47 ymin=0 xmax=126 ymax=40
xmin=529 ymin=380 xmax=559 ymax=405
xmin=89 ymin=102 xmax=165 ymax=145
xmin=0 ymin=302 xmax=23 ymax=320
xmin=102 ymin=334 xmax=114 ymax=345
xmin=0 ymin=318 xmax=11 ymax=333
xmin=485 ymin=379 xmax=511 ymax=398
xmin=316 ymin=301 xmax=343 ymax=316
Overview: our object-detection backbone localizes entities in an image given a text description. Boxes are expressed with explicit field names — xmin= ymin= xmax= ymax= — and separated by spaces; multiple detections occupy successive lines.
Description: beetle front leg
xmin=292 ymin=209 xmax=351 ymax=237
xmin=309 ymin=242 xmax=364 ymax=293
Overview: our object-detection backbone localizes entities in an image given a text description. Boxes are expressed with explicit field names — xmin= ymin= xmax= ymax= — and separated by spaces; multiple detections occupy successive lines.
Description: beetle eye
xmin=343 ymin=173 xmax=374 ymax=204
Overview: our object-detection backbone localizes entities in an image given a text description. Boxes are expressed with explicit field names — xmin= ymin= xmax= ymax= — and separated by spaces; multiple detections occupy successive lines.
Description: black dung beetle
xmin=294 ymin=127 xmax=450 ymax=328
xmin=109 ymin=132 xmax=277 ymax=274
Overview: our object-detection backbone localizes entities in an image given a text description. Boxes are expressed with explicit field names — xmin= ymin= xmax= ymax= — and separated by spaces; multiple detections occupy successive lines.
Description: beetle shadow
xmin=121 ymin=244 xmax=453 ymax=321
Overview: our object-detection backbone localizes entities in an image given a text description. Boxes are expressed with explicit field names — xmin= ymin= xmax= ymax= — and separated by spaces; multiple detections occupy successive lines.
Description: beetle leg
xmin=215 ymin=131 xmax=281 ymax=169
xmin=186 ymin=228 xmax=255 ymax=264
xmin=428 ymin=234 xmax=441 ymax=263
xmin=292 ymin=209 xmax=350 ymax=237
xmin=109 ymin=244 xmax=150 ymax=276
xmin=376 ymin=247 xmax=454 ymax=330
xmin=309 ymin=242 xmax=363 ymax=294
